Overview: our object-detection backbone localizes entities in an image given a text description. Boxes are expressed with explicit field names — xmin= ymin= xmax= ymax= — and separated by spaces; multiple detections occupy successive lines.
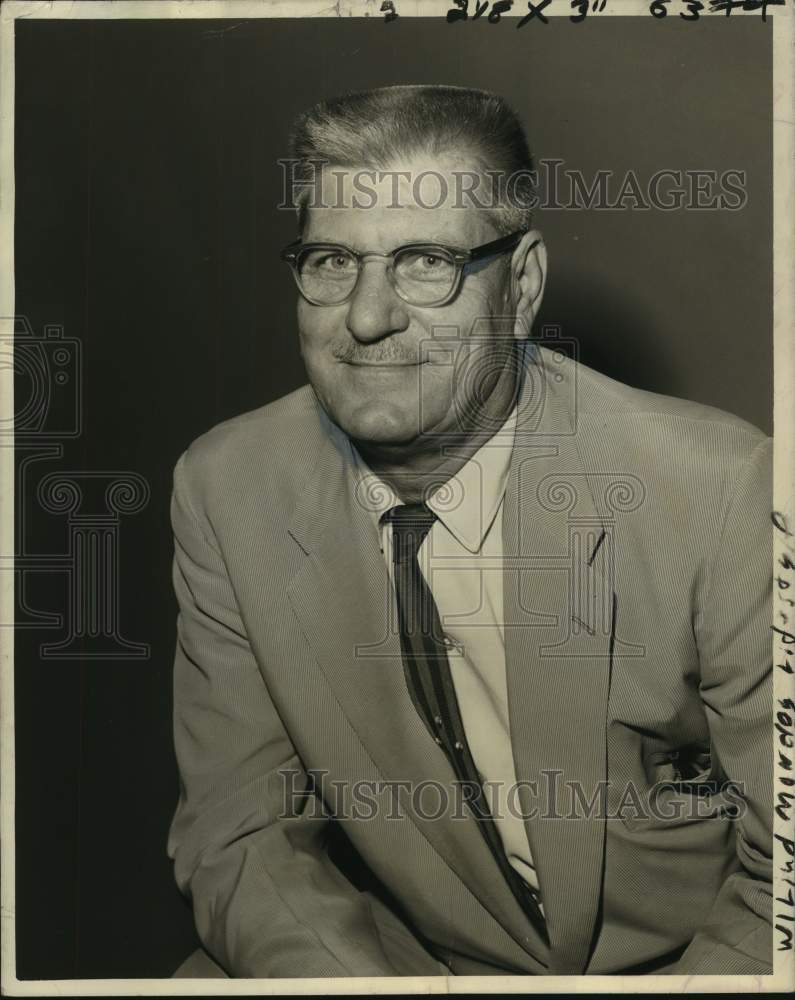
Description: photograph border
xmin=1 ymin=0 xmax=793 ymax=995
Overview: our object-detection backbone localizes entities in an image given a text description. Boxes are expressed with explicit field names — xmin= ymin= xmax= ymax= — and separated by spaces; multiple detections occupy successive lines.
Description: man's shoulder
xmin=184 ymin=384 xmax=320 ymax=456
xmin=566 ymin=352 xmax=770 ymax=468
xmin=556 ymin=356 xmax=772 ymax=548
xmin=175 ymin=384 xmax=328 ymax=503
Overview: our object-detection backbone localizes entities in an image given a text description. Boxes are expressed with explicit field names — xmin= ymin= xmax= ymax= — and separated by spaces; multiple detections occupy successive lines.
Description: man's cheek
xmin=447 ymin=285 xmax=500 ymax=330
xmin=298 ymin=327 xmax=332 ymax=365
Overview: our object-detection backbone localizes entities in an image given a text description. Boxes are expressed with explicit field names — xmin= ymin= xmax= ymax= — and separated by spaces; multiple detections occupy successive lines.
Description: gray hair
xmin=287 ymin=84 xmax=535 ymax=237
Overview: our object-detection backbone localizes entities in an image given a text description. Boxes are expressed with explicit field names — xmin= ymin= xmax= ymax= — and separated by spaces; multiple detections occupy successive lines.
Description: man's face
xmin=296 ymin=154 xmax=519 ymax=449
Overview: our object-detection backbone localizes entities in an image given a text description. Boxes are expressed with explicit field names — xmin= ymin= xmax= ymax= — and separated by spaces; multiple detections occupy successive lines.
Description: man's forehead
xmin=304 ymin=158 xmax=497 ymax=247
xmin=316 ymin=153 xmax=478 ymax=201
xmin=304 ymin=203 xmax=487 ymax=247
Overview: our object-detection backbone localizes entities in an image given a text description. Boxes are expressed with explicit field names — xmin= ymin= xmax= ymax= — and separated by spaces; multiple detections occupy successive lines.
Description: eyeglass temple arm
xmin=467 ymin=230 xmax=538 ymax=263
xmin=462 ymin=232 xmax=539 ymax=278
xmin=280 ymin=240 xmax=302 ymax=262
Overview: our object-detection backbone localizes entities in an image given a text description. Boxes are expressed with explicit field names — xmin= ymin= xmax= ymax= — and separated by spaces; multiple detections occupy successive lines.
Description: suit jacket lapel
xmin=286 ymin=413 xmax=549 ymax=969
xmin=503 ymin=344 xmax=614 ymax=973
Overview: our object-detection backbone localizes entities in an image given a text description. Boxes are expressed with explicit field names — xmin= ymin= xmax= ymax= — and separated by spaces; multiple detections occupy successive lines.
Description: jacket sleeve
xmin=674 ymin=436 xmax=774 ymax=974
xmin=167 ymin=451 xmax=448 ymax=978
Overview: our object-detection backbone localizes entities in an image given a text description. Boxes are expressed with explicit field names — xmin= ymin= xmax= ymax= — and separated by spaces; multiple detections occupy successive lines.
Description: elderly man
xmin=167 ymin=85 xmax=773 ymax=978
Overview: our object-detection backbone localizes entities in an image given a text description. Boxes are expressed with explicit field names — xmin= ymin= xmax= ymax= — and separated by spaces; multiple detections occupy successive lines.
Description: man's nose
xmin=345 ymin=260 xmax=410 ymax=342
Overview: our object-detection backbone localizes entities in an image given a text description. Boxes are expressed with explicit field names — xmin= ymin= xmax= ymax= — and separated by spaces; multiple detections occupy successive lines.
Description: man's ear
xmin=510 ymin=229 xmax=547 ymax=340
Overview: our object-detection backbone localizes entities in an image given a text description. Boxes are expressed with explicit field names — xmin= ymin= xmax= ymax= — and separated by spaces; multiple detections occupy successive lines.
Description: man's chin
xmin=335 ymin=406 xmax=423 ymax=449
xmin=348 ymin=422 xmax=421 ymax=450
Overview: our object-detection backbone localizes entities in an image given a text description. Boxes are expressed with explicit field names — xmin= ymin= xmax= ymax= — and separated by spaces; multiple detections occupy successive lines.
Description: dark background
xmin=13 ymin=14 xmax=772 ymax=979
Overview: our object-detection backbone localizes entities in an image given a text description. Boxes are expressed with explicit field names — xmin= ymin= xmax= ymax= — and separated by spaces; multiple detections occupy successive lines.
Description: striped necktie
xmin=383 ymin=502 xmax=546 ymax=936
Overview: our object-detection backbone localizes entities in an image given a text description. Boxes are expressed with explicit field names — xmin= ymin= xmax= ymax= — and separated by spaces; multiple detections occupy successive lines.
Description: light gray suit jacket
xmin=168 ymin=344 xmax=773 ymax=977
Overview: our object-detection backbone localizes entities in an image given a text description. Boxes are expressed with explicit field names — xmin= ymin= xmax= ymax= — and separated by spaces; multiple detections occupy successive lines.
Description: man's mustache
xmin=332 ymin=341 xmax=424 ymax=365
xmin=331 ymin=337 xmax=515 ymax=368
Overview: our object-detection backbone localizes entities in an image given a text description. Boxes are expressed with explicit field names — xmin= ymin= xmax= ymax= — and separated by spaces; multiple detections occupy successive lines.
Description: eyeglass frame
xmin=279 ymin=229 xmax=534 ymax=308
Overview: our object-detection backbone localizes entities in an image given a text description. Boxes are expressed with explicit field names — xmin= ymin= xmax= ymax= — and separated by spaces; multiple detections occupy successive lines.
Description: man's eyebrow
xmin=303 ymin=232 xmax=469 ymax=250
xmin=399 ymin=233 xmax=467 ymax=246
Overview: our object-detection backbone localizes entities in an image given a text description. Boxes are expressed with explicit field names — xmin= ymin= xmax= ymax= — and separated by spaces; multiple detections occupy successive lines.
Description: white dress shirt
xmin=348 ymin=408 xmax=541 ymax=899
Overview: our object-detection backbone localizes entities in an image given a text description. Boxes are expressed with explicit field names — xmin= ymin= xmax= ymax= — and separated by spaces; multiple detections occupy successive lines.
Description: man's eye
xmin=398 ymin=250 xmax=454 ymax=280
xmin=317 ymin=253 xmax=354 ymax=271
xmin=409 ymin=253 xmax=447 ymax=272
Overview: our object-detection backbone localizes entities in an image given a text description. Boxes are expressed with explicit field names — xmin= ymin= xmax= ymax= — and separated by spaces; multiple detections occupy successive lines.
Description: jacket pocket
xmin=647 ymin=741 xmax=714 ymax=786
xmin=622 ymin=742 xmax=741 ymax=831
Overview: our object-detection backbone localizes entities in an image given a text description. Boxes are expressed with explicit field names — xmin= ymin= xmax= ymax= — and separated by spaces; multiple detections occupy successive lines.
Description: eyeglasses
xmin=280 ymin=230 xmax=530 ymax=307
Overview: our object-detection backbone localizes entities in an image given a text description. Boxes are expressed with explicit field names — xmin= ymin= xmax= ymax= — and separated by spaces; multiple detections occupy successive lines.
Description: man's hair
xmin=288 ymin=84 xmax=535 ymax=237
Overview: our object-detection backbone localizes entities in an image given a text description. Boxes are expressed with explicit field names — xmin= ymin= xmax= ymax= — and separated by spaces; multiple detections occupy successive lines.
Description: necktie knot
xmin=383 ymin=503 xmax=437 ymax=563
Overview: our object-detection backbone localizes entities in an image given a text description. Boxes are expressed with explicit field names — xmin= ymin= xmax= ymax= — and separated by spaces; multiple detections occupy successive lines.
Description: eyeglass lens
xmin=295 ymin=246 xmax=458 ymax=305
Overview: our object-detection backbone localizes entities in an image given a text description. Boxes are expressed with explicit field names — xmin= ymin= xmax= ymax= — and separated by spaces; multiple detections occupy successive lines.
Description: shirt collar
xmin=348 ymin=406 xmax=518 ymax=555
